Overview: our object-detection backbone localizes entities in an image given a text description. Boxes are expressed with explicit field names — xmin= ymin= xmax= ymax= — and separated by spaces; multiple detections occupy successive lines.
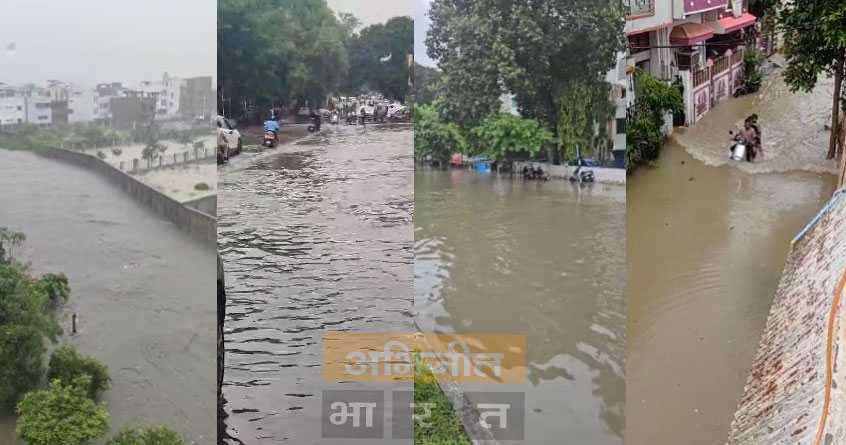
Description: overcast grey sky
xmin=326 ymin=0 xmax=413 ymax=27
xmin=0 ymin=0 xmax=215 ymax=86
xmin=414 ymin=0 xmax=435 ymax=67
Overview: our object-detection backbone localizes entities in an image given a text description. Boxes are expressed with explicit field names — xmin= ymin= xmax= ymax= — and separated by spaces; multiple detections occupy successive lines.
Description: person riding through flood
xmin=736 ymin=118 xmax=758 ymax=162
xmin=749 ymin=113 xmax=762 ymax=158
xmin=264 ymin=114 xmax=280 ymax=144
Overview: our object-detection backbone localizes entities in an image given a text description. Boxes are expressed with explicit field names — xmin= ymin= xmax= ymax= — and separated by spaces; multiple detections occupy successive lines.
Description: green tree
xmin=47 ymin=345 xmax=111 ymax=399
xmin=426 ymin=0 xmax=624 ymax=164
xmin=106 ymin=426 xmax=183 ymax=445
xmin=625 ymin=68 xmax=684 ymax=172
xmin=15 ymin=376 xmax=110 ymax=445
xmin=38 ymin=273 xmax=71 ymax=303
xmin=0 ymin=227 xmax=26 ymax=261
xmin=557 ymin=79 xmax=616 ymax=161
xmin=0 ymin=250 xmax=64 ymax=411
xmin=413 ymin=63 xmax=442 ymax=106
xmin=775 ymin=0 xmax=846 ymax=158
xmin=414 ymin=104 xmax=466 ymax=166
xmin=469 ymin=112 xmax=553 ymax=160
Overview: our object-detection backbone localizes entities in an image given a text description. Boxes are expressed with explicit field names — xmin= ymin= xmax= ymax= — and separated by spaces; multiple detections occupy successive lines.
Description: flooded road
xmin=627 ymin=140 xmax=836 ymax=444
xmin=218 ymin=125 xmax=413 ymax=443
xmin=415 ymin=171 xmax=626 ymax=444
xmin=0 ymin=150 xmax=216 ymax=444
xmin=677 ymin=55 xmax=839 ymax=175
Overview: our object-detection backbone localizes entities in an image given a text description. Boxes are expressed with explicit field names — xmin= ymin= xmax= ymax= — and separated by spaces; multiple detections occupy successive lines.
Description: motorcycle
xmin=733 ymin=77 xmax=762 ymax=98
xmin=569 ymin=167 xmax=595 ymax=183
xmin=263 ymin=131 xmax=277 ymax=148
xmin=331 ymin=114 xmax=339 ymax=125
xmin=728 ymin=131 xmax=747 ymax=161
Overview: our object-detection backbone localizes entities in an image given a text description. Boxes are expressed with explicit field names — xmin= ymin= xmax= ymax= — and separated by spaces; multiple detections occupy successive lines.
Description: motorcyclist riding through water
xmin=264 ymin=115 xmax=280 ymax=143
xmin=735 ymin=117 xmax=758 ymax=162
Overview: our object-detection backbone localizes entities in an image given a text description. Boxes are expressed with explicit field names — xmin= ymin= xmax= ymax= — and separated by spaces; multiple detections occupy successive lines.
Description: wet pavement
xmin=218 ymin=125 xmax=413 ymax=443
xmin=415 ymin=171 xmax=626 ymax=444
xmin=0 ymin=150 xmax=216 ymax=444
xmin=627 ymin=60 xmax=838 ymax=445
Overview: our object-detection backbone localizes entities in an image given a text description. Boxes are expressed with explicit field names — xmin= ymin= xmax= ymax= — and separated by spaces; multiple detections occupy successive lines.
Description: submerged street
xmin=218 ymin=125 xmax=414 ymax=443
xmin=627 ymin=60 xmax=838 ymax=445
xmin=415 ymin=171 xmax=626 ymax=444
xmin=0 ymin=150 xmax=216 ymax=444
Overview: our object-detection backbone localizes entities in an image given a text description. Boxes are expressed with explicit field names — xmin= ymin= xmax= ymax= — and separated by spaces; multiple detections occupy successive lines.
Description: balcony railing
xmin=693 ymin=67 xmax=711 ymax=88
xmin=730 ymin=47 xmax=744 ymax=66
xmin=712 ymin=56 xmax=730 ymax=76
xmin=626 ymin=0 xmax=655 ymax=16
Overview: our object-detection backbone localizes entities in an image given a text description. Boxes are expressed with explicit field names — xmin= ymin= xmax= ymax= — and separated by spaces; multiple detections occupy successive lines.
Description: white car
xmin=215 ymin=115 xmax=242 ymax=160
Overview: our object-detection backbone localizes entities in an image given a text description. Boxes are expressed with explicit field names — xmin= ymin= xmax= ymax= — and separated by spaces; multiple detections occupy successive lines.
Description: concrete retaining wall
xmin=726 ymin=191 xmax=846 ymax=445
xmin=514 ymin=161 xmax=626 ymax=185
xmin=184 ymin=195 xmax=217 ymax=216
xmin=38 ymin=147 xmax=216 ymax=245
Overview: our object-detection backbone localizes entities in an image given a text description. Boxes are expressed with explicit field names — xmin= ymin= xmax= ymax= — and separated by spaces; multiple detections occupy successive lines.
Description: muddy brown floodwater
xmin=415 ymin=170 xmax=626 ymax=444
xmin=627 ymin=59 xmax=838 ymax=445
xmin=218 ymin=125 xmax=414 ymax=444
xmin=0 ymin=150 xmax=216 ymax=444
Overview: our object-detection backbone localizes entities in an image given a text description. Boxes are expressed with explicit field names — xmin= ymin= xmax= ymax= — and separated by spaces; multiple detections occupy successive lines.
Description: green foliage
xmin=414 ymin=104 xmax=466 ymax=165
xmin=743 ymin=47 xmax=765 ymax=86
xmin=413 ymin=63 xmax=442 ymax=106
xmin=38 ymin=273 xmax=71 ymax=303
xmin=775 ymin=0 xmax=846 ymax=157
xmin=106 ymin=426 xmax=183 ymax=445
xmin=111 ymin=148 xmax=123 ymax=156
xmin=470 ymin=113 xmax=553 ymax=160
xmin=426 ymin=0 xmax=625 ymax=163
xmin=346 ymin=17 xmax=414 ymax=100
xmin=0 ymin=227 xmax=26 ymax=261
xmin=218 ymin=0 xmax=412 ymax=118
xmin=0 ymin=239 xmax=64 ymax=411
xmin=625 ymin=68 xmax=684 ymax=173
xmin=47 ymin=345 xmax=111 ymax=399
xmin=96 ymin=150 xmax=107 ymax=159
xmin=15 ymin=377 xmax=110 ymax=445
xmin=557 ymin=79 xmax=616 ymax=161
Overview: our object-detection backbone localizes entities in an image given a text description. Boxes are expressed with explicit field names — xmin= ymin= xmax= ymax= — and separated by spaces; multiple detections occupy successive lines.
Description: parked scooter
xmin=733 ymin=77 xmax=762 ymax=98
xmin=569 ymin=166 xmax=595 ymax=183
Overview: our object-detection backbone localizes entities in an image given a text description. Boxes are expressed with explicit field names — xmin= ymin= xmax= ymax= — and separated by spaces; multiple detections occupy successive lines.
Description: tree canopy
xmin=775 ymin=0 xmax=846 ymax=158
xmin=218 ymin=0 xmax=413 ymax=121
xmin=413 ymin=63 xmax=442 ymax=106
xmin=15 ymin=377 xmax=110 ymax=445
xmin=425 ymin=0 xmax=624 ymax=163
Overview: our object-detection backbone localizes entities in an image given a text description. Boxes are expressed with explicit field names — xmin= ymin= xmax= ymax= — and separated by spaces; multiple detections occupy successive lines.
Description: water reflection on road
xmin=415 ymin=170 xmax=626 ymax=444
xmin=218 ymin=125 xmax=413 ymax=443
xmin=0 ymin=150 xmax=215 ymax=444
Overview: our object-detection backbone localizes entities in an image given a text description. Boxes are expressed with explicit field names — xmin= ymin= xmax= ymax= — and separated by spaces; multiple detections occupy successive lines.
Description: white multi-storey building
xmin=0 ymin=86 xmax=52 ymax=127
xmin=68 ymin=85 xmax=99 ymax=124
xmin=626 ymin=0 xmax=675 ymax=99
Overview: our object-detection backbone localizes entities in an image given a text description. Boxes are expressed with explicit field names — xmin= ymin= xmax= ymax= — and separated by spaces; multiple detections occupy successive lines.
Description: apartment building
xmin=180 ymin=76 xmax=214 ymax=119
xmin=0 ymin=84 xmax=52 ymax=128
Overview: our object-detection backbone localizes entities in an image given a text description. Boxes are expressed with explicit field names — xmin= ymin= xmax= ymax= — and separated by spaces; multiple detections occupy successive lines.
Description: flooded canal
xmin=627 ymin=59 xmax=838 ymax=445
xmin=415 ymin=171 xmax=626 ymax=444
xmin=0 ymin=150 xmax=216 ymax=444
xmin=218 ymin=125 xmax=414 ymax=444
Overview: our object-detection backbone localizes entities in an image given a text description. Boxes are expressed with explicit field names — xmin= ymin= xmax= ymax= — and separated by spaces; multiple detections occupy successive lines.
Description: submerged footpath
xmin=726 ymin=183 xmax=846 ymax=444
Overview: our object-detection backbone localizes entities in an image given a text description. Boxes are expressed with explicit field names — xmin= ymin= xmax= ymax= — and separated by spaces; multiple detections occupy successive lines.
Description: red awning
xmin=670 ymin=22 xmax=715 ymax=46
xmin=710 ymin=12 xmax=757 ymax=34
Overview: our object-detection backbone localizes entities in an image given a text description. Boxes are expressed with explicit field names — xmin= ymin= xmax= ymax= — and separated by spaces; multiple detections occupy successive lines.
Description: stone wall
xmin=39 ymin=147 xmax=216 ymax=245
xmin=726 ymin=190 xmax=846 ymax=445
xmin=184 ymin=195 xmax=217 ymax=216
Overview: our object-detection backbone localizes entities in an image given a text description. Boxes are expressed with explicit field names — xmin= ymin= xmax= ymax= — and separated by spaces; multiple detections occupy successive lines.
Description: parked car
xmin=215 ymin=115 xmax=242 ymax=160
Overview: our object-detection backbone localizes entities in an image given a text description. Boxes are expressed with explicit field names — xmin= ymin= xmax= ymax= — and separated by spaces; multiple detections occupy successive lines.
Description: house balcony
xmin=626 ymin=0 xmax=655 ymax=18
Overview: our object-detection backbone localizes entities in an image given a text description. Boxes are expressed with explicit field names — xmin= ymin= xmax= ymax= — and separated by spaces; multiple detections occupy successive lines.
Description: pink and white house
xmin=671 ymin=0 xmax=758 ymax=124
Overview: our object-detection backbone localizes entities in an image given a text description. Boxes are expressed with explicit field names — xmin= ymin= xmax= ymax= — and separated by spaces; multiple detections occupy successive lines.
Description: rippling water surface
xmin=0 ymin=150 xmax=215 ymax=444
xmin=218 ymin=126 xmax=413 ymax=443
xmin=627 ymin=141 xmax=836 ymax=444
xmin=415 ymin=170 xmax=626 ymax=444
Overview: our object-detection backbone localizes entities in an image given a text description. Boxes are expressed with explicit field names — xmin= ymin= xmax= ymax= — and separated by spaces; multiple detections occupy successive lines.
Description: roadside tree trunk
xmin=827 ymin=54 xmax=845 ymax=159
